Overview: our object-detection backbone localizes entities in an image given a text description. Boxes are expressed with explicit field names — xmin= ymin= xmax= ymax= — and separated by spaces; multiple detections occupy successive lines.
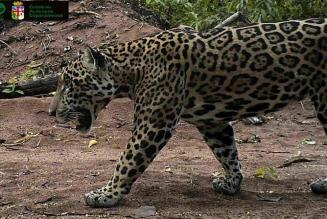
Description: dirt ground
xmin=1 ymin=1 xmax=327 ymax=218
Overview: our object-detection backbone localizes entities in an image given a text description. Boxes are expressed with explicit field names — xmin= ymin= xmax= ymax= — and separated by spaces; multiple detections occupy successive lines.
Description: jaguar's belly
xmin=182 ymin=74 xmax=307 ymax=123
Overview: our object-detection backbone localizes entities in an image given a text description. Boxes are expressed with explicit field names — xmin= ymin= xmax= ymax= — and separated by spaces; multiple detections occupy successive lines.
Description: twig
xmin=28 ymin=62 xmax=43 ymax=68
xmin=54 ymin=123 xmax=74 ymax=129
xmin=0 ymin=39 xmax=18 ymax=55
xmin=23 ymin=206 xmax=121 ymax=217
xmin=0 ymin=145 xmax=21 ymax=150
xmin=215 ymin=11 xmax=240 ymax=28
xmin=214 ymin=11 xmax=252 ymax=29
xmin=247 ymin=150 xmax=290 ymax=154
xmin=1 ymin=142 xmax=24 ymax=147
xmin=138 ymin=22 xmax=144 ymax=30
xmin=123 ymin=22 xmax=139 ymax=31
xmin=300 ymin=101 xmax=307 ymax=112
xmin=71 ymin=10 xmax=101 ymax=17
xmin=5 ymin=57 xmax=15 ymax=69
xmin=256 ymin=194 xmax=281 ymax=202
xmin=278 ymin=155 xmax=315 ymax=168
xmin=35 ymin=138 xmax=42 ymax=148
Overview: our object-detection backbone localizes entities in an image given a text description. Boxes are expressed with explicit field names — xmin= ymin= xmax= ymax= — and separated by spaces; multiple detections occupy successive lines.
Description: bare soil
xmin=0 ymin=1 xmax=327 ymax=218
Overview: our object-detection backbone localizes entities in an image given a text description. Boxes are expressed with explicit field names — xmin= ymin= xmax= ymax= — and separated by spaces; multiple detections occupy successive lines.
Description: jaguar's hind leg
xmin=310 ymin=94 xmax=327 ymax=194
xmin=197 ymin=123 xmax=242 ymax=195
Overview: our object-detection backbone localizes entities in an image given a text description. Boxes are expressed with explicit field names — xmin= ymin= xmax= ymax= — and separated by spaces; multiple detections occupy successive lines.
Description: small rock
xmin=73 ymin=38 xmax=83 ymax=44
xmin=48 ymin=22 xmax=56 ymax=26
xmin=164 ymin=166 xmax=173 ymax=174
xmin=64 ymin=46 xmax=71 ymax=52
xmin=66 ymin=36 xmax=74 ymax=41
xmin=133 ymin=206 xmax=156 ymax=218
xmin=242 ymin=116 xmax=266 ymax=125
xmin=310 ymin=178 xmax=327 ymax=194
xmin=21 ymin=169 xmax=33 ymax=175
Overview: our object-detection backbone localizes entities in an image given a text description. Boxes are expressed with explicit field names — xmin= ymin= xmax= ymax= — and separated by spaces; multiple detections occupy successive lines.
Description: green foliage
xmin=142 ymin=0 xmax=327 ymax=30
xmin=226 ymin=0 xmax=327 ymax=22
xmin=2 ymin=84 xmax=24 ymax=95
xmin=275 ymin=0 xmax=327 ymax=20
xmin=142 ymin=0 xmax=228 ymax=30
xmin=227 ymin=0 xmax=277 ymax=21
xmin=19 ymin=61 xmax=42 ymax=81
xmin=255 ymin=167 xmax=277 ymax=179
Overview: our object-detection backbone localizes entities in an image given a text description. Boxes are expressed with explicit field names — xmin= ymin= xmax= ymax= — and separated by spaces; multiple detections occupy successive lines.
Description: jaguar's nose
xmin=48 ymin=108 xmax=56 ymax=117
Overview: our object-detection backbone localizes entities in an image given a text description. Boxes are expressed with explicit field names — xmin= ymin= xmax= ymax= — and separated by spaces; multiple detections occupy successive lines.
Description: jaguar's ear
xmin=82 ymin=47 xmax=106 ymax=70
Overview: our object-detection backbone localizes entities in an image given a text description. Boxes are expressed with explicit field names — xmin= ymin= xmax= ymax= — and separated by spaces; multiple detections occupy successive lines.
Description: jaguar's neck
xmin=99 ymin=30 xmax=193 ymax=100
xmin=100 ymin=40 xmax=146 ymax=100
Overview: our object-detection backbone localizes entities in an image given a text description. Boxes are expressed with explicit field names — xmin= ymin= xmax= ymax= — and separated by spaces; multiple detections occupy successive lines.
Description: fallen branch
xmin=0 ymin=74 xmax=58 ymax=99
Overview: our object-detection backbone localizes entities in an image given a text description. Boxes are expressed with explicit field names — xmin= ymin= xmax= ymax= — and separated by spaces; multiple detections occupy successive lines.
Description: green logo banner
xmin=0 ymin=1 xmax=69 ymax=21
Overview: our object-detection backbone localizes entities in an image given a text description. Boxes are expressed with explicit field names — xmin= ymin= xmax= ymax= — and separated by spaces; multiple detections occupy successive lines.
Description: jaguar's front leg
xmin=84 ymin=127 xmax=174 ymax=207
xmin=84 ymin=101 xmax=182 ymax=207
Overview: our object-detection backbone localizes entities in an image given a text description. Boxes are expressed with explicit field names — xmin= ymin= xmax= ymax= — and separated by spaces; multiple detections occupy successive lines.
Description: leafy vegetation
xmin=1 ymin=61 xmax=41 ymax=95
xmin=255 ymin=167 xmax=277 ymax=179
xmin=1 ymin=84 xmax=24 ymax=95
xmin=142 ymin=0 xmax=227 ymax=30
xmin=228 ymin=0 xmax=327 ymax=22
xmin=141 ymin=0 xmax=327 ymax=30
xmin=19 ymin=61 xmax=42 ymax=81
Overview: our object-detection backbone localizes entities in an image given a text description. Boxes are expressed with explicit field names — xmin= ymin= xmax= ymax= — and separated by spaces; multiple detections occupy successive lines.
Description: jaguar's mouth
xmin=75 ymin=108 xmax=94 ymax=133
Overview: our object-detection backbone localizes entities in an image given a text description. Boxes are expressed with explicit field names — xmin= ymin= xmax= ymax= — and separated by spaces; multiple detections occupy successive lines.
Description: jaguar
xmin=49 ymin=18 xmax=327 ymax=207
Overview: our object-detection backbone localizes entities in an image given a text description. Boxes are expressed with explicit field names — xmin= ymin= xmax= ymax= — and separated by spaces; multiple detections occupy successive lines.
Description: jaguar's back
xmin=179 ymin=18 xmax=327 ymax=125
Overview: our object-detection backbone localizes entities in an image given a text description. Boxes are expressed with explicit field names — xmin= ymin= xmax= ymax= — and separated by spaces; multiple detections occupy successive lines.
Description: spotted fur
xmin=49 ymin=18 xmax=327 ymax=207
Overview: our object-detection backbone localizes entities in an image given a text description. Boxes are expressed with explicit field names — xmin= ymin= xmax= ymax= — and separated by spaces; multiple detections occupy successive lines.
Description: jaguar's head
xmin=49 ymin=48 xmax=115 ymax=133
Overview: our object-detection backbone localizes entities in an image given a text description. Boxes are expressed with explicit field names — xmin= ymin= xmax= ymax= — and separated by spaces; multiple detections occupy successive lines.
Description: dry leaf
xmin=301 ymin=138 xmax=316 ymax=145
xmin=255 ymin=167 xmax=277 ymax=179
xmin=88 ymin=140 xmax=98 ymax=148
